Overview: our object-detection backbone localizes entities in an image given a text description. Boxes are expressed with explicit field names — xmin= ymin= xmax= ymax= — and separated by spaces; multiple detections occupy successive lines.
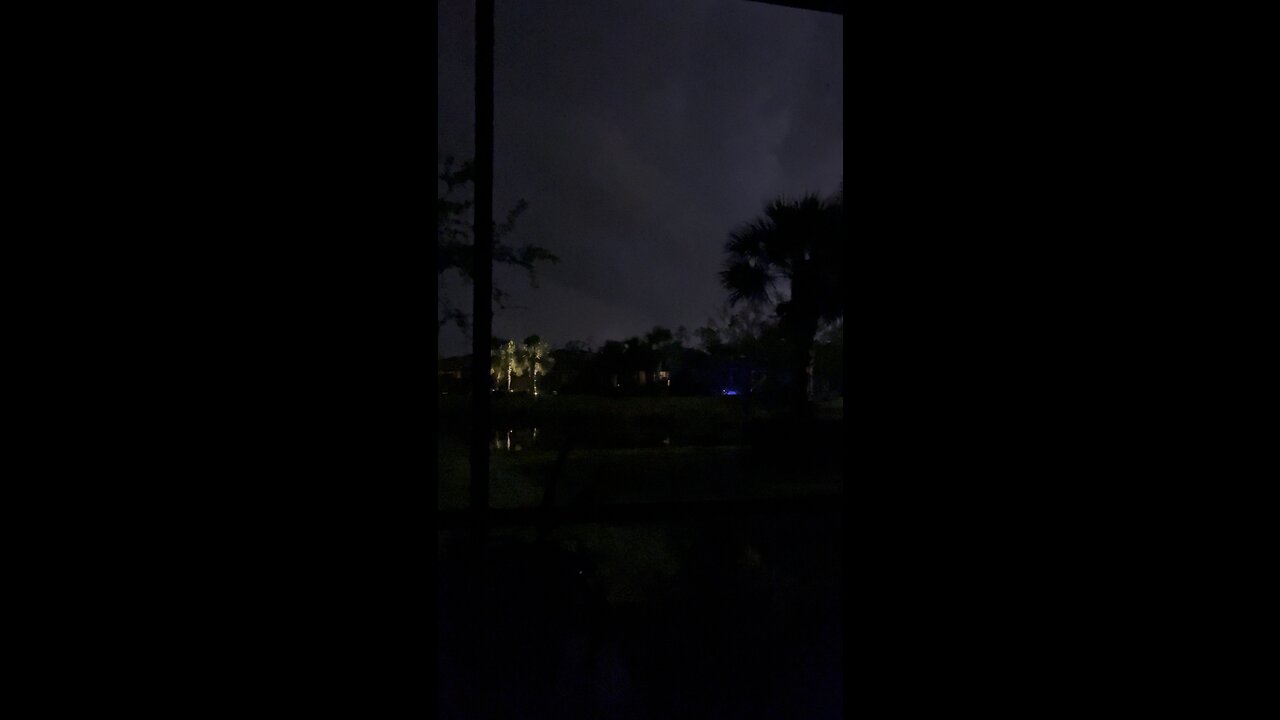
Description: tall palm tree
xmin=719 ymin=189 xmax=843 ymax=406
xmin=491 ymin=339 xmax=527 ymax=392
xmin=523 ymin=335 xmax=554 ymax=396
xmin=509 ymin=340 xmax=528 ymax=392
xmin=490 ymin=341 xmax=507 ymax=391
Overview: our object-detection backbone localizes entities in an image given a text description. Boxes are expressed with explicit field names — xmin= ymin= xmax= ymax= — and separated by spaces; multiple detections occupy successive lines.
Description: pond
xmin=493 ymin=426 xmax=676 ymax=452
xmin=493 ymin=427 xmax=540 ymax=452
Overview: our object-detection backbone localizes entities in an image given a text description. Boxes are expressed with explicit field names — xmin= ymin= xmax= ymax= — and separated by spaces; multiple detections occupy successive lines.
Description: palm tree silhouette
xmin=719 ymin=186 xmax=843 ymax=407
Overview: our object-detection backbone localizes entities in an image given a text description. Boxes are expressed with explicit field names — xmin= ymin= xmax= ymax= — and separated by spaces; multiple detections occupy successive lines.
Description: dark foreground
xmin=437 ymin=397 xmax=844 ymax=719
xmin=438 ymin=513 xmax=843 ymax=719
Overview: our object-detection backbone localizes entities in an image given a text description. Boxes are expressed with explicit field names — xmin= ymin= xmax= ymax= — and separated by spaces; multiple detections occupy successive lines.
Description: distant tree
xmin=634 ymin=327 xmax=686 ymax=389
xmin=437 ymin=155 xmax=559 ymax=338
xmin=522 ymin=335 xmax=554 ymax=395
xmin=674 ymin=325 xmax=691 ymax=347
xmin=489 ymin=337 xmax=507 ymax=390
xmin=693 ymin=303 xmax=778 ymax=393
xmin=646 ymin=327 xmax=681 ymax=386
xmin=491 ymin=339 xmax=527 ymax=392
xmin=703 ymin=303 xmax=773 ymax=349
xmin=644 ymin=327 xmax=673 ymax=348
xmin=696 ymin=325 xmax=724 ymax=355
xmin=719 ymin=187 xmax=843 ymax=407
xmin=489 ymin=338 xmax=502 ymax=388
xmin=597 ymin=341 xmax=628 ymax=390
xmin=549 ymin=340 xmax=593 ymax=393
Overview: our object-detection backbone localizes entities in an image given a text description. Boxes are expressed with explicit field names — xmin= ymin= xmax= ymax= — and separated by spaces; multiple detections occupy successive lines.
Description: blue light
xmin=722 ymin=389 xmax=738 ymax=396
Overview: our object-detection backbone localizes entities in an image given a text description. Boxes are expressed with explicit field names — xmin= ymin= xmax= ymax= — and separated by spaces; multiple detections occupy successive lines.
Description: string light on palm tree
xmin=490 ymin=338 xmax=525 ymax=392
xmin=505 ymin=340 xmax=526 ymax=392
xmin=523 ymin=335 xmax=554 ymax=396
xmin=490 ymin=341 xmax=505 ymax=390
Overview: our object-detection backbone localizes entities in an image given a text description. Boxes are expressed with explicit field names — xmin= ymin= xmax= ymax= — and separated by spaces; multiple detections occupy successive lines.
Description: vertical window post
xmin=469 ymin=0 xmax=495 ymax=542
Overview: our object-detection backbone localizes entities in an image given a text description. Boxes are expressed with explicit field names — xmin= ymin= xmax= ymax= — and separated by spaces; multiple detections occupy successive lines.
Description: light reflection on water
xmin=492 ymin=427 xmax=677 ymax=451
xmin=494 ymin=427 xmax=536 ymax=452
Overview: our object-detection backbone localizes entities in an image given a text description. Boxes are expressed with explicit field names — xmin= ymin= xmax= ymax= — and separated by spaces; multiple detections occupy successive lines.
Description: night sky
xmin=438 ymin=0 xmax=842 ymax=357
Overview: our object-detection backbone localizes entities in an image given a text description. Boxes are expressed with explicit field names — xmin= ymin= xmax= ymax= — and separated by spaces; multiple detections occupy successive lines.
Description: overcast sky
xmin=438 ymin=0 xmax=842 ymax=356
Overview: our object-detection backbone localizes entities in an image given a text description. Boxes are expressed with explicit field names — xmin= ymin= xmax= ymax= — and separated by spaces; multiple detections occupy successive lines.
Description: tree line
xmin=439 ymin=151 xmax=843 ymax=407
xmin=438 ymin=310 xmax=841 ymax=401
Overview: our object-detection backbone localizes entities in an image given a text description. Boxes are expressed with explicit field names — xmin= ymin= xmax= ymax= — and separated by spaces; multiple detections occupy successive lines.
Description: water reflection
xmin=494 ymin=427 xmax=539 ymax=452
xmin=492 ymin=426 xmax=681 ymax=451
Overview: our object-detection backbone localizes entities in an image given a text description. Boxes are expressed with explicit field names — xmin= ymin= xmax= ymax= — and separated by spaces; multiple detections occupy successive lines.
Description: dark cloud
xmin=438 ymin=0 xmax=842 ymax=355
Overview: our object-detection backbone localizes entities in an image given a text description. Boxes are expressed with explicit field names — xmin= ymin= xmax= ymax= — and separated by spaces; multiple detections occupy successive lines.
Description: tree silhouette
xmin=437 ymin=155 xmax=559 ymax=338
xmin=489 ymin=338 xmax=506 ymax=389
xmin=719 ymin=186 xmax=843 ymax=407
